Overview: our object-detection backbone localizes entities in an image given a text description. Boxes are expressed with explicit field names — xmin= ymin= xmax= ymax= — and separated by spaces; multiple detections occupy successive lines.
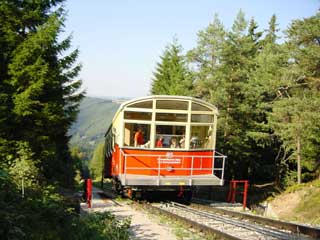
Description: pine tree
xmin=0 ymin=0 xmax=84 ymax=187
xmin=264 ymin=14 xmax=278 ymax=45
xmin=213 ymin=10 xmax=265 ymax=180
xmin=243 ymin=15 xmax=290 ymax=183
xmin=188 ymin=10 xmax=267 ymax=180
xmin=187 ymin=13 xmax=226 ymax=100
xmin=151 ymin=39 xmax=193 ymax=95
xmin=268 ymin=11 xmax=320 ymax=184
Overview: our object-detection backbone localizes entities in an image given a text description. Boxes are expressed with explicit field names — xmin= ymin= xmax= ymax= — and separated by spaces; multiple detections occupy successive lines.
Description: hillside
xmin=264 ymin=180 xmax=320 ymax=226
xmin=69 ymin=96 xmax=121 ymax=157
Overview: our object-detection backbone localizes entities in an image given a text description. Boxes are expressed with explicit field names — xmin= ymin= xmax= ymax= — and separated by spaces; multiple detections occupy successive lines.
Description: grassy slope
xmin=270 ymin=179 xmax=320 ymax=225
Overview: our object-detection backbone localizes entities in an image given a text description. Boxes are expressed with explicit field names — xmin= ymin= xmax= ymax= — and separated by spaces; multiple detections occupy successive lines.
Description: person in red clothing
xmin=156 ymin=136 xmax=163 ymax=147
xmin=134 ymin=127 xmax=144 ymax=147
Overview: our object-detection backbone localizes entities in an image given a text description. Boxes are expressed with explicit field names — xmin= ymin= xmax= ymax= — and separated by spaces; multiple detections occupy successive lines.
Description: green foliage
xmin=151 ymin=38 xmax=193 ymax=95
xmin=185 ymin=10 xmax=320 ymax=185
xmin=0 ymin=178 xmax=64 ymax=239
xmin=0 ymin=178 xmax=131 ymax=240
xmin=71 ymin=146 xmax=84 ymax=172
xmin=0 ymin=0 xmax=84 ymax=187
xmin=70 ymin=212 xmax=131 ymax=240
xmin=8 ymin=142 xmax=39 ymax=198
xmin=268 ymin=11 xmax=320 ymax=184
xmin=0 ymin=1 xmax=90 ymax=239
xmin=195 ymin=10 xmax=265 ymax=180
xmin=282 ymin=170 xmax=298 ymax=188
xmin=89 ymin=143 xmax=105 ymax=180
xmin=187 ymin=13 xmax=226 ymax=100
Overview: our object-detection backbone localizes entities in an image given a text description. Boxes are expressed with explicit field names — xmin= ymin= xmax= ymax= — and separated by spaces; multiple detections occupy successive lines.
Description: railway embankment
xmin=264 ymin=180 xmax=320 ymax=225
xmin=193 ymin=180 xmax=320 ymax=226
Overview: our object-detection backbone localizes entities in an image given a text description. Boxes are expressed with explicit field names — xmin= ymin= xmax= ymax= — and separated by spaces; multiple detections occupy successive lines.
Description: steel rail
xmin=145 ymin=203 xmax=242 ymax=240
xmin=191 ymin=199 xmax=320 ymax=239
xmin=152 ymin=201 xmax=314 ymax=240
xmin=170 ymin=202 xmax=309 ymax=240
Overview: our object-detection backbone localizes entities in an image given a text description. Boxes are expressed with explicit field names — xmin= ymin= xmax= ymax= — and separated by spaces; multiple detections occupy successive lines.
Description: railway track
xmin=147 ymin=201 xmax=318 ymax=240
xmin=97 ymin=188 xmax=320 ymax=239
xmin=191 ymin=199 xmax=320 ymax=239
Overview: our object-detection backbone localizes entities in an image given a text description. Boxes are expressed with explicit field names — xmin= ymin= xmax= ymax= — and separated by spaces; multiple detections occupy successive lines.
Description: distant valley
xmin=69 ymin=96 xmax=122 ymax=158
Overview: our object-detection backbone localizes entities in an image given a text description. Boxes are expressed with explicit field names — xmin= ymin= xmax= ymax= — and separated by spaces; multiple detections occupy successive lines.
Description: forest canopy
xmin=151 ymin=10 xmax=320 ymax=186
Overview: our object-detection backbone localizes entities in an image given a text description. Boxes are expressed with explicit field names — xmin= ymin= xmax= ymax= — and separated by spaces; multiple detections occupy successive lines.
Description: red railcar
xmin=103 ymin=95 xmax=226 ymax=200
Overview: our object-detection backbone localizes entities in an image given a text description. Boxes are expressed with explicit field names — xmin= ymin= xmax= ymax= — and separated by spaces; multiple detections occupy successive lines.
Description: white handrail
xmin=118 ymin=149 xmax=226 ymax=186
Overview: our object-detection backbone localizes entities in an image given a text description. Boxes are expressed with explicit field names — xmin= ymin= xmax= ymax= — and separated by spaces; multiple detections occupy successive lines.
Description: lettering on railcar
xmin=158 ymin=158 xmax=182 ymax=164
xmin=158 ymin=152 xmax=182 ymax=164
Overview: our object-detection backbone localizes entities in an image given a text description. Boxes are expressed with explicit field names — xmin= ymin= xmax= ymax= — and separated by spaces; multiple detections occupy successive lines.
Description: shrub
xmin=70 ymin=212 xmax=131 ymax=240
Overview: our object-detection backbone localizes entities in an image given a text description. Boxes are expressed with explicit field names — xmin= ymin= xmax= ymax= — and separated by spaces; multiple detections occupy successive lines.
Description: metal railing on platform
xmin=119 ymin=149 xmax=226 ymax=186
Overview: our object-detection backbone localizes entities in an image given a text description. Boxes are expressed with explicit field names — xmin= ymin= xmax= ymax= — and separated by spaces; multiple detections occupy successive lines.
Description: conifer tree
xmin=151 ymin=39 xmax=193 ymax=95
xmin=264 ymin=14 xmax=278 ymax=45
xmin=0 ymin=0 xmax=84 ymax=187
xmin=188 ymin=11 xmax=266 ymax=180
xmin=187 ymin=13 xmax=226 ymax=100
xmin=268 ymin=12 xmax=320 ymax=184
xmin=245 ymin=14 xmax=290 ymax=184
xmin=214 ymin=11 xmax=264 ymax=179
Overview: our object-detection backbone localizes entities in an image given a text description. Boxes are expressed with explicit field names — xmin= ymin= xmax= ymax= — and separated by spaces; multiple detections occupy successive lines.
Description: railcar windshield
xmin=119 ymin=97 xmax=217 ymax=150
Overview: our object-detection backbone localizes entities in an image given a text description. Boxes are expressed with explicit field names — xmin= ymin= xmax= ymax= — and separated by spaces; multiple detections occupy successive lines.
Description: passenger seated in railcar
xmin=170 ymin=138 xmax=179 ymax=148
xmin=179 ymin=135 xmax=185 ymax=148
xmin=130 ymin=124 xmax=151 ymax=148
xmin=190 ymin=136 xmax=201 ymax=149
xmin=134 ymin=127 xmax=144 ymax=147
xmin=156 ymin=136 xmax=164 ymax=147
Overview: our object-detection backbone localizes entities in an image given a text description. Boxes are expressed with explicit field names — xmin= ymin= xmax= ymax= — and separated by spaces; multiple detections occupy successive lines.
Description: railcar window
xmin=156 ymin=113 xmax=187 ymax=122
xmin=191 ymin=114 xmax=214 ymax=123
xmin=124 ymin=111 xmax=152 ymax=120
xmin=127 ymin=100 xmax=153 ymax=109
xmin=124 ymin=123 xmax=150 ymax=148
xmin=155 ymin=125 xmax=186 ymax=149
xmin=156 ymin=100 xmax=188 ymax=110
xmin=190 ymin=125 xmax=213 ymax=149
xmin=191 ymin=102 xmax=211 ymax=111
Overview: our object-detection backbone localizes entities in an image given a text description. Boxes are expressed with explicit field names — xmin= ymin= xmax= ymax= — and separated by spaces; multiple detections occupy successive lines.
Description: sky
xmin=64 ymin=0 xmax=319 ymax=98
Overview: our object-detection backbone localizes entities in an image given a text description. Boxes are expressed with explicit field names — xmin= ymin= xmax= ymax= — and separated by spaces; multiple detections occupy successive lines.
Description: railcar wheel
xmin=182 ymin=190 xmax=193 ymax=204
xmin=176 ymin=189 xmax=193 ymax=204
xmin=112 ymin=178 xmax=123 ymax=196
xmin=127 ymin=188 xmax=133 ymax=199
xmin=125 ymin=188 xmax=142 ymax=200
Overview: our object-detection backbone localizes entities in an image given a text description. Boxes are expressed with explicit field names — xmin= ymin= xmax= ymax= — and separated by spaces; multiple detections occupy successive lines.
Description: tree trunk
xmin=297 ymin=135 xmax=301 ymax=184
xmin=274 ymin=147 xmax=282 ymax=187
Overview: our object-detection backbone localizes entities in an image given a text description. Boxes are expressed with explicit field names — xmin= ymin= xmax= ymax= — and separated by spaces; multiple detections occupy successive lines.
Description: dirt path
xmin=80 ymin=189 xmax=177 ymax=240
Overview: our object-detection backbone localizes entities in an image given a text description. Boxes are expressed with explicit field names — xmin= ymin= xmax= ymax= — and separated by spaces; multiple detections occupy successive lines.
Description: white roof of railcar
xmin=105 ymin=95 xmax=219 ymax=136
xmin=111 ymin=95 xmax=218 ymax=124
